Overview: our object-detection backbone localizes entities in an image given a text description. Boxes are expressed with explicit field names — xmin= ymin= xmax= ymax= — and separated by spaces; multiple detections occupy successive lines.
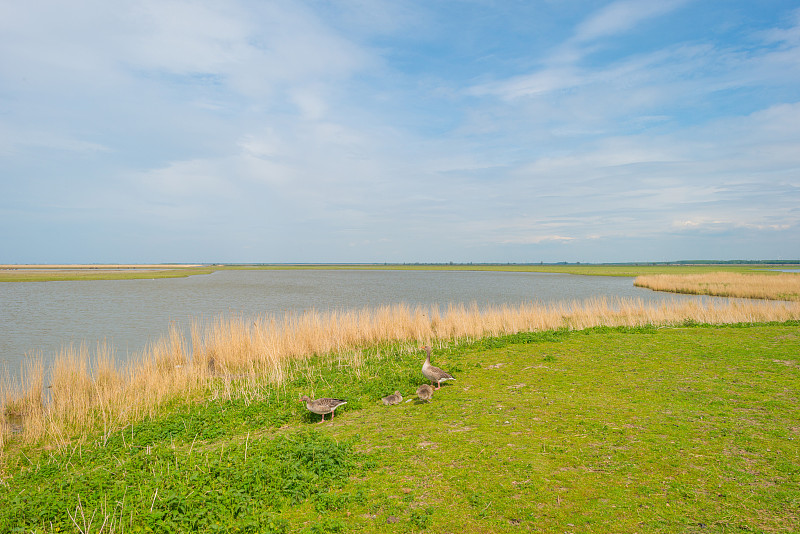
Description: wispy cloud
xmin=571 ymin=0 xmax=691 ymax=44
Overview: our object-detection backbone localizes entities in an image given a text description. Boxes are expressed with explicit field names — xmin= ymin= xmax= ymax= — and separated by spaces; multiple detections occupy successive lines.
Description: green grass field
xmin=2 ymin=323 xmax=799 ymax=533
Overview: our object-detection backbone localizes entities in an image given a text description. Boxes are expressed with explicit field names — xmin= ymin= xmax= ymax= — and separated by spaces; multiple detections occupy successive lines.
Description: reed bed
xmin=634 ymin=271 xmax=800 ymax=300
xmin=2 ymin=297 xmax=800 ymax=452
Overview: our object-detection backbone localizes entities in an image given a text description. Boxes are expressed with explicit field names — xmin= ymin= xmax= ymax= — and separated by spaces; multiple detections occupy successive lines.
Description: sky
xmin=1 ymin=0 xmax=799 ymax=264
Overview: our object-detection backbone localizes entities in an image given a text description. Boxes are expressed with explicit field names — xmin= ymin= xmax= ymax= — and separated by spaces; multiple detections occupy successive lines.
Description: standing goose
xmin=421 ymin=345 xmax=455 ymax=390
xmin=299 ymin=395 xmax=347 ymax=423
xmin=382 ymin=391 xmax=403 ymax=405
xmin=416 ymin=384 xmax=433 ymax=402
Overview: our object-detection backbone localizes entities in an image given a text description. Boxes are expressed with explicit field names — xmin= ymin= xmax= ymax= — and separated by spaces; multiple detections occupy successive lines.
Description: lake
xmin=1 ymin=269 xmax=724 ymax=375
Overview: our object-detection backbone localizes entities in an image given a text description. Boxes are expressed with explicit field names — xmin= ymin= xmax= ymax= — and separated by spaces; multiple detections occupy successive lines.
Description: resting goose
xmin=421 ymin=345 xmax=455 ymax=390
xmin=382 ymin=391 xmax=403 ymax=405
xmin=299 ymin=395 xmax=347 ymax=423
xmin=416 ymin=384 xmax=434 ymax=402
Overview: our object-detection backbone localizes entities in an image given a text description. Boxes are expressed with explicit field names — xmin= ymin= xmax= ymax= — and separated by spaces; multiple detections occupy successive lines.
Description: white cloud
xmin=470 ymin=66 xmax=580 ymax=99
xmin=572 ymin=0 xmax=691 ymax=44
xmin=761 ymin=7 xmax=800 ymax=46
xmin=501 ymin=235 xmax=577 ymax=245
xmin=133 ymin=158 xmax=237 ymax=200
xmin=0 ymin=124 xmax=110 ymax=155
xmin=122 ymin=0 xmax=251 ymax=74
xmin=289 ymin=86 xmax=330 ymax=120
xmin=0 ymin=0 xmax=373 ymax=103
xmin=672 ymin=218 xmax=793 ymax=235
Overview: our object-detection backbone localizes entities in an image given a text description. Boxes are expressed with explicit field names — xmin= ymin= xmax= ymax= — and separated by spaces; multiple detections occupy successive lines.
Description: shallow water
xmin=0 ymin=269 xmax=721 ymax=375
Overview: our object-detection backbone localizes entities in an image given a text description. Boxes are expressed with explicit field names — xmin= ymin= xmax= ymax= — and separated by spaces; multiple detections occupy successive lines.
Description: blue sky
xmin=1 ymin=0 xmax=799 ymax=264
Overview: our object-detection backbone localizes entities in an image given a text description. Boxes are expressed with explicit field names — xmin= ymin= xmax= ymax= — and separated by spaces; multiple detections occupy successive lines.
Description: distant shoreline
xmin=0 ymin=265 xmax=213 ymax=282
xmin=0 ymin=264 xmax=203 ymax=270
xmin=2 ymin=262 xmax=799 ymax=283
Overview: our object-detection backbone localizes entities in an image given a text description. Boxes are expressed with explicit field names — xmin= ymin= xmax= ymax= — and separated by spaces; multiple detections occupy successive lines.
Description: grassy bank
xmin=1 ymin=323 xmax=798 ymax=533
xmin=4 ymin=298 xmax=800 ymax=451
xmin=0 ymin=265 xmax=214 ymax=283
xmin=635 ymin=272 xmax=800 ymax=301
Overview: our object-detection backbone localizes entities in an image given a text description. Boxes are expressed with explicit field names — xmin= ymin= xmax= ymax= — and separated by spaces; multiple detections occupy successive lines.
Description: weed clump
xmin=0 ymin=429 xmax=362 ymax=532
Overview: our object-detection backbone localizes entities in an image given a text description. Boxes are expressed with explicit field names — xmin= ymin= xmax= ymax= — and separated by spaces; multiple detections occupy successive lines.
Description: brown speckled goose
xmin=299 ymin=395 xmax=347 ymax=423
xmin=382 ymin=391 xmax=403 ymax=405
xmin=422 ymin=346 xmax=455 ymax=390
xmin=416 ymin=384 xmax=434 ymax=402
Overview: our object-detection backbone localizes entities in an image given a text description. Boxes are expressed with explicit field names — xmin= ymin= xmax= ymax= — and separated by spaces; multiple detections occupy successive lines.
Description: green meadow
xmin=2 ymin=323 xmax=798 ymax=533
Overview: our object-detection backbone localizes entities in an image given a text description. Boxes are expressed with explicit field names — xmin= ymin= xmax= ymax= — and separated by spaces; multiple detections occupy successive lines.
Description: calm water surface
xmin=1 ymin=269 xmax=721 ymax=374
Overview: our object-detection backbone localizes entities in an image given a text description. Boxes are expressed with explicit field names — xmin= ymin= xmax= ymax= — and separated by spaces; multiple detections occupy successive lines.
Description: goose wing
xmin=423 ymin=362 xmax=454 ymax=382
xmin=307 ymin=397 xmax=347 ymax=414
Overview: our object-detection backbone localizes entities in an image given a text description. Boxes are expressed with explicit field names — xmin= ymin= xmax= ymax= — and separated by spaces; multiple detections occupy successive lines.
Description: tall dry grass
xmin=3 ymin=297 xmax=800 ymax=452
xmin=634 ymin=272 xmax=800 ymax=300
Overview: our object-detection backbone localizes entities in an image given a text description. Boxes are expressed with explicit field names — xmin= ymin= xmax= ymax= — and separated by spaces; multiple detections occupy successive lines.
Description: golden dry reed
xmin=2 ymin=297 xmax=800 ymax=451
xmin=634 ymin=272 xmax=800 ymax=301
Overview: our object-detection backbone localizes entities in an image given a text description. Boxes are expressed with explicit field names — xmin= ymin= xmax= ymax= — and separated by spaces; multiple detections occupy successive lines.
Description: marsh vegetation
xmin=635 ymin=272 xmax=800 ymax=300
xmin=3 ymin=297 xmax=799 ymax=450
